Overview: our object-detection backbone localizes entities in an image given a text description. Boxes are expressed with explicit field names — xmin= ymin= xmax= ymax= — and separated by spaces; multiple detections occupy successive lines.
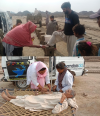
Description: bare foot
xmin=6 ymin=89 xmax=11 ymax=98
xmin=1 ymin=91 xmax=11 ymax=101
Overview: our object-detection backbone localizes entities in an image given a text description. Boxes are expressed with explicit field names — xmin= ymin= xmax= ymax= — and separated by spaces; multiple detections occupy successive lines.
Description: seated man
xmin=1 ymin=89 xmax=78 ymax=114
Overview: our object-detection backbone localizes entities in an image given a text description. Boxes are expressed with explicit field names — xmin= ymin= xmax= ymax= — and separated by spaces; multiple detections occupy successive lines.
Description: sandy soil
xmin=74 ymin=74 xmax=100 ymax=116
xmin=55 ymin=17 xmax=99 ymax=30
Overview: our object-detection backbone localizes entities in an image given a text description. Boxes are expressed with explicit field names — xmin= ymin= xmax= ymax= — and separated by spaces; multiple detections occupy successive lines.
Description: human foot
xmin=6 ymin=89 xmax=12 ymax=98
xmin=1 ymin=91 xmax=11 ymax=101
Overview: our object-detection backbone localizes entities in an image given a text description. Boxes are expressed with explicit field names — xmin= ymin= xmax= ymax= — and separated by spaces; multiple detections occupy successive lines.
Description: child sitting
xmin=78 ymin=41 xmax=100 ymax=56
xmin=72 ymin=24 xmax=85 ymax=56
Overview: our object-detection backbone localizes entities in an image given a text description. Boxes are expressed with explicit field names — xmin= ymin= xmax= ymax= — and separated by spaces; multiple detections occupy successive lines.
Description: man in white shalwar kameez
xmin=1 ymin=89 xmax=78 ymax=114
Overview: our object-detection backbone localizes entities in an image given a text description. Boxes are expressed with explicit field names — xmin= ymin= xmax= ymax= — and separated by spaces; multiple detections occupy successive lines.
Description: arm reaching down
xmin=28 ymin=45 xmax=46 ymax=48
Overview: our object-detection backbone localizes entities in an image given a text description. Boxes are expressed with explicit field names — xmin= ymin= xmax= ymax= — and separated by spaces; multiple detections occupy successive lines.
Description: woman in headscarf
xmin=53 ymin=62 xmax=73 ymax=93
xmin=27 ymin=61 xmax=51 ymax=92
xmin=2 ymin=21 xmax=45 ymax=56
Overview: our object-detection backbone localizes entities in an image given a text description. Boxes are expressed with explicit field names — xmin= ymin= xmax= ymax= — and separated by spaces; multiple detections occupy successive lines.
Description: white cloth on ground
xmin=26 ymin=62 xmax=50 ymax=86
xmin=10 ymin=92 xmax=78 ymax=112
xmin=47 ymin=31 xmax=77 ymax=56
xmin=55 ymin=70 xmax=73 ymax=92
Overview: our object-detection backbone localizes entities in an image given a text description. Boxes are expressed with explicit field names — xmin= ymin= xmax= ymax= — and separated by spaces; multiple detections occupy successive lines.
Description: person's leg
xmin=1 ymin=91 xmax=11 ymax=101
xmin=3 ymin=46 xmax=6 ymax=56
xmin=67 ymin=35 xmax=77 ymax=56
xmin=52 ymin=93 xmax=68 ymax=114
xmin=18 ymin=47 xmax=23 ymax=56
xmin=0 ymin=43 xmax=3 ymax=56
xmin=59 ymin=93 xmax=67 ymax=104
xmin=54 ymin=44 xmax=56 ymax=49
xmin=47 ymin=31 xmax=66 ymax=46
xmin=13 ymin=48 xmax=19 ymax=56
xmin=6 ymin=89 xmax=16 ymax=99
xmin=13 ymin=47 xmax=22 ymax=56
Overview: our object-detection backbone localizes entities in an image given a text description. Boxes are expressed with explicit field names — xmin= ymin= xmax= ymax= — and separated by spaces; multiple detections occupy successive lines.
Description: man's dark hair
xmin=56 ymin=62 xmax=65 ymax=69
xmin=16 ymin=19 xmax=22 ymax=25
xmin=50 ymin=15 xmax=54 ymax=19
xmin=61 ymin=2 xmax=71 ymax=9
xmin=73 ymin=24 xmax=85 ymax=35
xmin=39 ymin=68 xmax=46 ymax=71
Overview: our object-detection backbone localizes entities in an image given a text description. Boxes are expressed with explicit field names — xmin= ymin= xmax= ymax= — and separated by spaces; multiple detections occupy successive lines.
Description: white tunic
xmin=55 ymin=70 xmax=73 ymax=92
xmin=27 ymin=62 xmax=50 ymax=86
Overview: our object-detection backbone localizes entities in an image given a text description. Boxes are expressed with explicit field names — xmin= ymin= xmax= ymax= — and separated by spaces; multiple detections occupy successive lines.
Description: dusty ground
xmin=74 ymin=73 xmax=100 ymax=116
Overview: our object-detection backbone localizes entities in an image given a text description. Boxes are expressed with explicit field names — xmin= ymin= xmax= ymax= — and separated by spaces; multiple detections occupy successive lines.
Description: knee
xmin=52 ymin=31 xmax=58 ymax=36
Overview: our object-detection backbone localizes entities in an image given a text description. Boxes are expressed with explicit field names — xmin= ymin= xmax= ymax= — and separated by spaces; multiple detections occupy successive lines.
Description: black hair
xmin=56 ymin=62 xmax=65 ymax=69
xmin=39 ymin=68 xmax=46 ymax=71
xmin=73 ymin=24 xmax=85 ymax=36
xmin=50 ymin=15 xmax=54 ymax=19
xmin=16 ymin=19 xmax=22 ymax=25
xmin=61 ymin=2 xmax=71 ymax=9
xmin=78 ymin=41 xmax=98 ymax=56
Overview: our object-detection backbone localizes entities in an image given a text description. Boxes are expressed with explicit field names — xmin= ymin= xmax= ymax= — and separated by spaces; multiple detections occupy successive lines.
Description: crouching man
xmin=1 ymin=89 xmax=78 ymax=114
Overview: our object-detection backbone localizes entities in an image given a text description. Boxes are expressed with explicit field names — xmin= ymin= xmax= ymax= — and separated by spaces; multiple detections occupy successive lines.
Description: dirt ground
xmin=74 ymin=74 xmax=100 ymax=116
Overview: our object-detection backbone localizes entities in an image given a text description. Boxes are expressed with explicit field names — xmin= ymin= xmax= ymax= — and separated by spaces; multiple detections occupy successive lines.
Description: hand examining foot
xmin=41 ymin=88 xmax=48 ymax=92
xmin=59 ymin=89 xmax=63 ymax=93
xmin=52 ymin=85 xmax=57 ymax=92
